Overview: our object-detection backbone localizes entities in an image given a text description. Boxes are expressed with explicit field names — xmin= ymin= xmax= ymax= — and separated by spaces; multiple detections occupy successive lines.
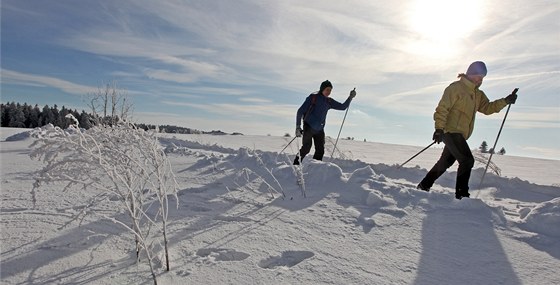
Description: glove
xmin=295 ymin=127 xmax=303 ymax=137
xmin=349 ymin=88 xmax=357 ymax=99
xmin=432 ymin=129 xmax=444 ymax=144
xmin=505 ymin=93 xmax=517 ymax=104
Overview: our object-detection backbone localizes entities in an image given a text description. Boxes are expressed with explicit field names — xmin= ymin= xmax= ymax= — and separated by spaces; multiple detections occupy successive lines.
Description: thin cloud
xmin=239 ymin=98 xmax=273 ymax=104
xmin=161 ymin=100 xmax=295 ymax=119
xmin=1 ymin=69 xmax=96 ymax=95
xmin=519 ymin=146 xmax=560 ymax=160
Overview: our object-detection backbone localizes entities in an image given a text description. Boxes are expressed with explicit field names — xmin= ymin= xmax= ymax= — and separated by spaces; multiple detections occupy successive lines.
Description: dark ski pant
xmin=420 ymin=133 xmax=475 ymax=192
xmin=299 ymin=123 xmax=325 ymax=161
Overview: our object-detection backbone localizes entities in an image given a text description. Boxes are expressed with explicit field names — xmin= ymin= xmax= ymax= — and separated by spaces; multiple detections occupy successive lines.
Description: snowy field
xmin=1 ymin=127 xmax=559 ymax=285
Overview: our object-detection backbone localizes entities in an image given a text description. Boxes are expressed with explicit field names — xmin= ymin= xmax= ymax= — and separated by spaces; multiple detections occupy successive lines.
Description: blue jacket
xmin=296 ymin=92 xmax=352 ymax=131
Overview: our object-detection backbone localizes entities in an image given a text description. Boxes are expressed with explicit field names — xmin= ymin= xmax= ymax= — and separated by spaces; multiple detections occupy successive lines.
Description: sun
xmin=406 ymin=0 xmax=485 ymax=58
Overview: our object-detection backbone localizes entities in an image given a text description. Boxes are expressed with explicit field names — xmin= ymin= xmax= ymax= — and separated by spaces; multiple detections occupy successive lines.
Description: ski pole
xmin=397 ymin=141 xmax=436 ymax=169
xmin=479 ymin=88 xmax=518 ymax=188
xmin=331 ymin=87 xmax=355 ymax=160
xmin=279 ymin=136 xmax=297 ymax=155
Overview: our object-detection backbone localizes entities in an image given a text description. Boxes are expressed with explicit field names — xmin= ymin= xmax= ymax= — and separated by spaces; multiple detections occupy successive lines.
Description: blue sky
xmin=2 ymin=0 xmax=559 ymax=160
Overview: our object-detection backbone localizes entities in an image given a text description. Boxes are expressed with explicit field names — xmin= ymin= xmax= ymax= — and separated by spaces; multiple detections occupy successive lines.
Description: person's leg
xmin=312 ymin=130 xmax=325 ymax=160
xmin=418 ymin=145 xmax=456 ymax=191
xmin=294 ymin=124 xmax=313 ymax=165
xmin=443 ymin=133 xmax=474 ymax=198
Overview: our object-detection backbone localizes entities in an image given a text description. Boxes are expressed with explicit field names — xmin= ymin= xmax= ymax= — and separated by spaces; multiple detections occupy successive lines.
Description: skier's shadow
xmin=412 ymin=202 xmax=522 ymax=285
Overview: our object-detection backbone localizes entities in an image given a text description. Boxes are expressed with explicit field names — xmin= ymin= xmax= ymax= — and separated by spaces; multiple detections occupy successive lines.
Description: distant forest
xmin=0 ymin=101 xmax=231 ymax=135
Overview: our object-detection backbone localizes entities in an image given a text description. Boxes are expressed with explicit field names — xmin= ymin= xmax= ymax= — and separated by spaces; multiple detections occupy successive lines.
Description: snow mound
xmin=522 ymin=197 xmax=560 ymax=237
xmin=5 ymin=131 xmax=32 ymax=141
xmin=305 ymin=160 xmax=344 ymax=185
xmin=5 ymin=124 xmax=85 ymax=141
xmin=347 ymin=165 xmax=378 ymax=184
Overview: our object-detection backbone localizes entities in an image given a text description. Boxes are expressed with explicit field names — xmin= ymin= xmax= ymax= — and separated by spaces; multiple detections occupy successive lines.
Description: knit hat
xmin=466 ymin=61 xmax=487 ymax=77
xmin=319 ymin=80 xmax=333 ymax=92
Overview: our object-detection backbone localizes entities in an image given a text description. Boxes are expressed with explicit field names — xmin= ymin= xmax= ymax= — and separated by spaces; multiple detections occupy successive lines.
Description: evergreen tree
xmin=479 ymin=141 xmax=488 ymax=153
xmin=22 ymin=103 xmax=31 ymax=128
xmin=76 ymin=110 xmax=94 ymax=129
xmin=40 ymin=105 xmax=55 ymax=126
xmin=1 ymin=102 xmax=10 ymax=127
xmin=29 ymin=105 xmax=41 ymax=128
xmin=52 ymin=105 xmax=60 ymax=127
xmin=58 ymin=106 xmax=70 ymax=129
xmin=8 ymin=103 xmax=26 ymax=127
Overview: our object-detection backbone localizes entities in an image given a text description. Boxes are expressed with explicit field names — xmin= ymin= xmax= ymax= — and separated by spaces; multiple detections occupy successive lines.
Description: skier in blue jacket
xmin=294 ymin=80 xmax=356 ymax=165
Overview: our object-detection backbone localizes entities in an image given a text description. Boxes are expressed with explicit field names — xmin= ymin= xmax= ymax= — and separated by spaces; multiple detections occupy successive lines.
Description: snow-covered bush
xmin=30 ymin=115 xmax=178 ymax=285
xmin=473 ymin=151 xmax=501 ymax=176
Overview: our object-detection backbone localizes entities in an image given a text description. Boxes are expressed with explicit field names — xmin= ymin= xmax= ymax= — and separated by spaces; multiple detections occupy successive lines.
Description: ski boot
xmin=417 ymin=182 xmax=430 ymax=192
xmin=455 ymin=189 xmax=470 ymax=200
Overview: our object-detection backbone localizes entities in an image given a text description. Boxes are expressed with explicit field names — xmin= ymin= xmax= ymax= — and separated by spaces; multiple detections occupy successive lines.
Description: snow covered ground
xmin=1 ymin=127 xmax=559 ymax=284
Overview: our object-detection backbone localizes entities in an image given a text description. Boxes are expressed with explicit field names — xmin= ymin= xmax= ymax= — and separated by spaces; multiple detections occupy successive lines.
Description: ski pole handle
xmin=349 ymin=87 xmax=356 ymax=99
xmin=506 ymin=88 xmax=519 ymax=105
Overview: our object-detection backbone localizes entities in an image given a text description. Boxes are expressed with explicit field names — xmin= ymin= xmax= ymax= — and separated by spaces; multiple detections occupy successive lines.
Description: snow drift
xmin=1 ymin=127 xmax=559 ymax=284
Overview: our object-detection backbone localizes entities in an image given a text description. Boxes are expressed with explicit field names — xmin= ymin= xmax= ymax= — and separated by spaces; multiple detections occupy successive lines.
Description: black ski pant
xmin=420 ymin=133 xmax=475 ymax=192
xmin=299 ymin=123 xmax=325 ymax=161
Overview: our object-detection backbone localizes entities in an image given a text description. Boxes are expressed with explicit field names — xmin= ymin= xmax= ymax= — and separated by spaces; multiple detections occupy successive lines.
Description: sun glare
xmin=407 ymin=0 xmax=485 ymax=58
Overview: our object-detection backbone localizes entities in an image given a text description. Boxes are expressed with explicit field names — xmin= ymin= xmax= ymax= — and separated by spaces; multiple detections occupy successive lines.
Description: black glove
xmin=505 ymin=93 xmax=517 ymax=104
xmin=432 ymin=129 xmax=444 ymax=144
xmin=295 ymin=127 xmax=303 ymax=137
xmin=349 ymin=88 xmax=357 ymax=99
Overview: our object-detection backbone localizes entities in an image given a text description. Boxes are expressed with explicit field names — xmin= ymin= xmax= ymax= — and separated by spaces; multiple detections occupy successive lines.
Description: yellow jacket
xmin=434 ymin=76 xmax=508 ymax=140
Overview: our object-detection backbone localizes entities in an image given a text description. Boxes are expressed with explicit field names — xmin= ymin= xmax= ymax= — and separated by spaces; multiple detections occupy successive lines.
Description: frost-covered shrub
xmin=30 ymin=116 xmax=178 ymax=285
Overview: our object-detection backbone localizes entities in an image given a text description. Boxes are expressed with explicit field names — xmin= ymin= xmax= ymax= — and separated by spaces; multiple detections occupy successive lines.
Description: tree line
xmin=1 ymin=101 xmax=212 ymax=135
xmin=479 ymin=140 xmax=506 ymax=155
xmin=1 ymin=102 xmax=96 ymax=129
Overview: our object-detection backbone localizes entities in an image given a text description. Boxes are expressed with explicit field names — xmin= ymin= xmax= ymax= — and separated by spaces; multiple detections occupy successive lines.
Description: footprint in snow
xmin=175 ymin=270 xmax=190 ymax=277
xmin=189 ymin=205 xmax=212 ymax=212
xmin=258 ymin=250 xmax=314 ymax=269
xmin=196 ymin=248 xmax=250 ymax=262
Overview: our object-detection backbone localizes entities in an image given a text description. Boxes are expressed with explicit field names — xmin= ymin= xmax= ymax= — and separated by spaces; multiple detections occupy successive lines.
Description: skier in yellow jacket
xmin=417 ymin=61 xmax=518 ymax=199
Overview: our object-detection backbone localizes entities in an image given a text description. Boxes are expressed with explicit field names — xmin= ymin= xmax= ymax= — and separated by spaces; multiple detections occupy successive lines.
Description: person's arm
xmin=296 ymin=96 xmax=312 ymax=127
xmin=477 ymin=90 xmax=516 ymax=115
xmin=330 ymin=89 xmax=356 ymax=110
xmin=433 ymin=87 xmax=454 ymax=130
